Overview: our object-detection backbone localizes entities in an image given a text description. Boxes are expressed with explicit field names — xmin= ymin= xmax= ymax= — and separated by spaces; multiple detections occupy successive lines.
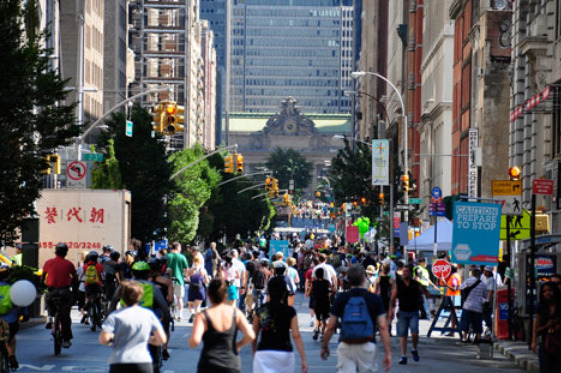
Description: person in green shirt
xmin=167 ymin=242 xmax=189 ymax=322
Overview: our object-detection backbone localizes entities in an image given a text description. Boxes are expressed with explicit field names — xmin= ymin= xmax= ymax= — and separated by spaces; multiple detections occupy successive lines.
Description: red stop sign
xmin=432 ymin=259 xmax=451 ymax=279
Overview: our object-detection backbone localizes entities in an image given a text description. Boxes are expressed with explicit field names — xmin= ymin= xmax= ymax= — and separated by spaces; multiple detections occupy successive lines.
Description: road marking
xmin=18 ymin=364 xmax=55 ymax=371
xmin=62 ymin=367 xmax=106 ymax=372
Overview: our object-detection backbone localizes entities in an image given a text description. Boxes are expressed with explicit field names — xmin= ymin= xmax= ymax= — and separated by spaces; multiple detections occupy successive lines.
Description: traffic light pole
xmin=170 ymin=144 xmax=238 ymax=180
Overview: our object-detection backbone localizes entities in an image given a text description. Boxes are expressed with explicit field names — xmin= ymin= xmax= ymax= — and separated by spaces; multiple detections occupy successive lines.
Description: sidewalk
xmin=494 ymin=340 xmax=539 ymax=373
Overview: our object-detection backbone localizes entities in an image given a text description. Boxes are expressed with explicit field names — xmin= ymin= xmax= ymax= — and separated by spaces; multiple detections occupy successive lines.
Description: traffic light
xmin=265 ymin=177 xmax=271 ymax=191
xmin=401 ymin=174 xmax=410 ymax=193
xmin=272 ymin=178 xmax=279 ymax=198
xmin=151 ymin=104 xmax=164 ymax=134
xmin=164 ymin=103 xmax=176 ymax=135
xmin=315 ymin=191 xmax=321 ymax=198
xmin=224 ymin=155 xmax=234 ymax=173
xmin=175 ymin=105 xmax=185 ymax=133
xmin=43 ymin=154 xmax=61 ymax=174
xmin=379 ymin=192 xmax=385 ymax=205
xmin=282 ymin=193 xmax=291 ymax=206
xmin=360 ymin=197 xmax=367 ymax=205
xmin=508 ymin=166 xmax=522 ymax=180
xmin=235 ymin=154 xmax=244 ymax=174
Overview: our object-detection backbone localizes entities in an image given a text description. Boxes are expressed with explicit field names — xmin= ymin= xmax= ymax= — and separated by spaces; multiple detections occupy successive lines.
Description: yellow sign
xmin=500 ymin=209 xmax=530 ymax=240
xmin=492 ymin=180 xmax=522 ymax=196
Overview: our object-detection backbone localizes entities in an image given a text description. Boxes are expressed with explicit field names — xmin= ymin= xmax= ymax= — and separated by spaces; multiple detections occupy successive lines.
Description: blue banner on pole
xmin=451 ymin=202 xmax=501 ymax=265
xmin=269 ymin=240 xmax=289 ymax=261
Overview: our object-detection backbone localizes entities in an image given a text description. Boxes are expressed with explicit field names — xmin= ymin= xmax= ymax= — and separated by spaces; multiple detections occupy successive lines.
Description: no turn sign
xmin=431 ymin=259 xmax=451 ymax=279
xmin=67 ymin=161 xmax=87 ymax=188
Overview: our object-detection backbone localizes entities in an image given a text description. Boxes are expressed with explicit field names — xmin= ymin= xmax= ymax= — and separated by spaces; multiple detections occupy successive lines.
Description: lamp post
xmin=352 ymin=71 xmax=407 ymax=257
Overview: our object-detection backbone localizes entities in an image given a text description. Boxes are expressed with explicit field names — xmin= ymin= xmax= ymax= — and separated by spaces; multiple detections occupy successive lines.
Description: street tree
xmin=265 ymin=148 xmax=313 ymax=191
xmin=90 ymin=140 xmax=122 ymax=189
xmin=169 ymin=144 xmax=222 ymax=243
xmin=96 ymin=106 xmax=172 ymax=242
xmin=0 ymin=0 xmax=79 ymax=244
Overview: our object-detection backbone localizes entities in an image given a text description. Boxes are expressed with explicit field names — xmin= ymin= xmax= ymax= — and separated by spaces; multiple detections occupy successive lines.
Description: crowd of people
xmin=15 ymin=231 xmax=558 ymax=373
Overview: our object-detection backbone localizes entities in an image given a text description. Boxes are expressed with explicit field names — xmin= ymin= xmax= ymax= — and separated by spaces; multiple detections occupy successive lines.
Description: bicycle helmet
xmin=55 ymin=243 xmax=69 ymax=256
xmin=110 ymin=251 xmax=121 ymax=261
xmin=132 ymin=261 xmax=151 ymax=279
xmin=102 ymin=245 xmax=114 ymax=253
xmin=0 ymin=264 xmax=10 ymax=281
xmin=125 ymin=250 xmax=135 ymax=257
xmin=87 ymin=251 xmax=99 ymax=262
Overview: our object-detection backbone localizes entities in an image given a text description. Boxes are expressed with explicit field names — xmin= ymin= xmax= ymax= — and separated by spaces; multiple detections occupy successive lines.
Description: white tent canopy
xmin=409 ymin=218 xmax=453 ymax=252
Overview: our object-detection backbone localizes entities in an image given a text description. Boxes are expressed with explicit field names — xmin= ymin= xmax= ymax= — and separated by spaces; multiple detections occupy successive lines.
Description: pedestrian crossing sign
xmin=492 ymin=180 xmax=522 ymax=216
xmin=500 ymin=209 xmax=530 ymax=240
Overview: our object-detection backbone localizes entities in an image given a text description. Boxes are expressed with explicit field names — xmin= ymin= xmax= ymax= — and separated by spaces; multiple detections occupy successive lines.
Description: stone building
xmin=228 ymin=98 xmax=351 ymax=195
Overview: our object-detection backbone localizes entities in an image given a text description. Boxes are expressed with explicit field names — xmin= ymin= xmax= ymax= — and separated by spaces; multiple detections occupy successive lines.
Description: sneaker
xmin=309 ymin=319 xmax=315 ymax=327
xmin=189 ymin=314 xmax=194 ymax=323
xmin=398 ymin=356 xmax=407 ymax=365
xmin=84 ymin=318 xmax=90 ymax=325
xmin=444 ymin=331 xmax=455 ymax=337
xmin=9 ymin=355 xmax=18 ymax=370
xmin=313 ymin=330 xmax=319 ymax=341
xmin=162 ymin=349 xmax=170 ymax=361
xmin=62 ymin=340 xmax=72 ymax=349
xmin=411 ymin=349 xmax=420 ymax=362
xmin=430 ymin=310 xmax=437 ymax=319
xmin=45 ymin=318 xmax=53 ymax=330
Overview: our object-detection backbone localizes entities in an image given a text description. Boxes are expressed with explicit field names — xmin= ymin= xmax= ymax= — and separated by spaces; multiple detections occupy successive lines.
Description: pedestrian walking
xmin=531 ymin=282 xmax=561 ymax=373
xmin=189 ymin=278 xmax=254 ymax=373
xmin=372 ymin=262 xmax=394 ymax=335
xmin=167 ymin=242 xmax=189 ymax=321
xmin=458 ymin=267 xmax=487 ymax=343
xmin=99 ymin=281 xmax=167 ymax=373
xmin=186 ymin=254 xmax=209 ymax=323
xmin=252 ymin=276 xmax=308 ymax=373
xmin=321 ymin=264 xmax=391 ymax=373
xmin=388 ymin=263 xmax=429 ymax=365
xmin=310 ymin=267 xmax=331 ymax=341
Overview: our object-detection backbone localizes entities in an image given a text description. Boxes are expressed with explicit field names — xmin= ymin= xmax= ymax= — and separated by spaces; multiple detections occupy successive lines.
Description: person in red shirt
xmin=305 ymin=256 xmax=319 ymax=327
xmin=41 ymin=243 xmax=78 ymax=348
xmin=82 ymin=251 xmax=104 ymax=330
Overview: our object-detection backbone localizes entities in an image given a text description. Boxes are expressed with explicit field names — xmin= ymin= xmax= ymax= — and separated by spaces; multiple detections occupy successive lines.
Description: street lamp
xmin=333 ymin=134 xmax=373 ymax=148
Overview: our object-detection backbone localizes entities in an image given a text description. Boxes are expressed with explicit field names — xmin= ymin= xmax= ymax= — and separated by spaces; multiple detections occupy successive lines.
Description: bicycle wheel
xmin=53 ymin=313 xmax=62 ymax=356
xmin=89 ymin=302 xmax=97 ymax=332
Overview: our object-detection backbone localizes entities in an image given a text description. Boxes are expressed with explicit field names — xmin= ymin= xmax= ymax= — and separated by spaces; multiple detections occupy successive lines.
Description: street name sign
xmin=409 ymin=198 xmax=422 ymax=204
xmin=82 ymin=153 xmax=104 ymax=162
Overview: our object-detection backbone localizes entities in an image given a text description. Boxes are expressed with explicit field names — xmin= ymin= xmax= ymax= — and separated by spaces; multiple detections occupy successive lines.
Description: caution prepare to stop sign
xmin=431 ymin=259 xmax=451 ymax=279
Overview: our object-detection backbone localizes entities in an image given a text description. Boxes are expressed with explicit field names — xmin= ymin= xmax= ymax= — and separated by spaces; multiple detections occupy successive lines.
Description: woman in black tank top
xmin=189 ymin=279 xmax=255 ymax=373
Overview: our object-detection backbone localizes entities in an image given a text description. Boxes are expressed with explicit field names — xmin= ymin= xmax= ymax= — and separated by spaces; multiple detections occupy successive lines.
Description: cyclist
xmin=109 ymin=261 xmax=170 ymax=371
xmin=41 ymin=243 xmax=78 ymax=348
xmin=101 ymin=245 xmax=113 ymax=263
xmin=83 ymin=251 xmax=105 ymax=330
xmin=102 ymin=251 xmax=122 ymax=303
xmin=0 ymin=264 xmax=29 ymax=370
xmin=148 ymin=259 xmax=173 ymax=360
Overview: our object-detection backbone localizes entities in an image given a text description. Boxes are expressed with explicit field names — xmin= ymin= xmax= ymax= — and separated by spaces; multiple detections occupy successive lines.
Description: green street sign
xmin=126 ymin=120 xmax=133 ymax=137
xmin=383 ymin=211 xmax=389 ymax=216
xmin=82 ymin=153 xmax=104 ymax=162
xmin=409 ymin=198 xmax=422 ymax=204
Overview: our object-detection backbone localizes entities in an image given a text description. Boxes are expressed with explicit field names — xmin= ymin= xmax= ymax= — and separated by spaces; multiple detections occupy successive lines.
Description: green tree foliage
xmin=0 ymin=0 xmax=79 ymax=244
xmin=96 ymin=106 xmax=171 ymax=242
xmin=169 ymin=144 xmax=222 ymax=243
xmin=199 ymin=153 xmax=274 ymax=242
xmin=265 ymin=148 xmax=313 ymax=191
xmin=90 ymin=140 xmax=122 ymax=189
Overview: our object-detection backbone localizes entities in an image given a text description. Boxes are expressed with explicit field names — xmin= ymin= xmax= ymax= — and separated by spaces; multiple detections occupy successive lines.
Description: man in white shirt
xmin=312 ymin=253 xmax=338 ymax=293
xmin=480 ymin=265 xmax=498 ymax=335
xmin=230 ymin=249 xmax=247 ymax=311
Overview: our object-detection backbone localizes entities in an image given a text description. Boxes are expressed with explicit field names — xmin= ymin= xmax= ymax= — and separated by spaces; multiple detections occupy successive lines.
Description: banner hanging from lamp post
xmin=372 ymin=139 xmax=389 ymax=186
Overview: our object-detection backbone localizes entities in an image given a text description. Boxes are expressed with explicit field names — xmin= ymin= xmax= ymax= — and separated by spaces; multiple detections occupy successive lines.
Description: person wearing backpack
xmin=83 ymin=251 xmax=105 ymax=330
xmin=388 ymin=263 xmax=430 ymax=365
xmin=458 ymin=267 xmax=487 ymax=343
xmin=320 ymin=264 xmax=391 ymax=373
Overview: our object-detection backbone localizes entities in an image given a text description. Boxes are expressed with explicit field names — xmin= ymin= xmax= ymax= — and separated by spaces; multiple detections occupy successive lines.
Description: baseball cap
xmin=484 ymin=265 xmax=493 ymax=272
xmin=419 ymin=257 xmax=426 ymax=262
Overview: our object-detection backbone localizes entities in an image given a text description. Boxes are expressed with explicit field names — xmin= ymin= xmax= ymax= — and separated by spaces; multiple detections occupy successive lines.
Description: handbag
xmin=545 ymin=321 xmax=561 ymax=355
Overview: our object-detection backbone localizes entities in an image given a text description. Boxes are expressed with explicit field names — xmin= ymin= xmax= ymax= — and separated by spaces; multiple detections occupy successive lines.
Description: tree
xmin=90 ymin=140 xmax=122 ymax=189
xmin=168 ymin=145 xmax=222 ymax=243
xmin=265 ymin=148 xmax=313 ymax=191
xmin=96 ymin=106 xmax=171 ymax=242
xmin=0 ymin=0 xmax=79 ymax=244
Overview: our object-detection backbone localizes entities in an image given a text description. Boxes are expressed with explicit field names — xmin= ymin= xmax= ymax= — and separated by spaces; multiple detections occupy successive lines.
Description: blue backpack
xmin=340 ymin=295 xmax=374 ymax=343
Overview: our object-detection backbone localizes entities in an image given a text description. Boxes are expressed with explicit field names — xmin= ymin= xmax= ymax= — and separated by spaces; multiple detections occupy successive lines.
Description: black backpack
xmin=461 ymin=279 xmax=481 ymax=305
xmin=253 ymin=269 xmax=265 ymax=290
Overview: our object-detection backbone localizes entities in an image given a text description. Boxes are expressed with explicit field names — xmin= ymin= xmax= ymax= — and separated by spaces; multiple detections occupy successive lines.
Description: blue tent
xmin=409 ymin=218 xmax=453 ymax=252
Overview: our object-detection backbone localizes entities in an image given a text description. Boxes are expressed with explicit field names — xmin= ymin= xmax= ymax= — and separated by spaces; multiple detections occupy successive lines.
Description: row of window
xmin=241 ymin=28 xmax=341 ymax=37
xmin=242 ymin=68 xmax=341 ymax=77
xmin=240 ymin=18 xmax=342 ymax=27
xmin=231 ymin=37 xmax=342 ymax=48
xmin=232 ymin=48 xmax=340 ymax=58
xmin=235 ymin=78 xmax=344 ymax=86
xmin=242 ymin=88 xmax=351 ymax=97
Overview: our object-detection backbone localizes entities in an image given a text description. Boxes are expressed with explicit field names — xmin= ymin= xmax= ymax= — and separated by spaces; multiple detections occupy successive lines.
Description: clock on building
xmin=284 ymin=118 xmax=297 ymax=133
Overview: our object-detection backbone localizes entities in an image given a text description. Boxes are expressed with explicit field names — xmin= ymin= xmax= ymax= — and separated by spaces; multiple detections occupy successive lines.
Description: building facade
xmin=229 ymin=0 xmax=355 ymax=114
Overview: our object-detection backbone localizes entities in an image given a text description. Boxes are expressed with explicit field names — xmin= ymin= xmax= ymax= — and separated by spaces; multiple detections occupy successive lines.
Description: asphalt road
xmin=14 ymin=293 xmax=525 ymax=372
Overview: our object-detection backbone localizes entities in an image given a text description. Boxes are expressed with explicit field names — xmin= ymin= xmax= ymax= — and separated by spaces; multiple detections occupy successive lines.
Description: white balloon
xmin=10 ymin=280 xmax=37 ymax=307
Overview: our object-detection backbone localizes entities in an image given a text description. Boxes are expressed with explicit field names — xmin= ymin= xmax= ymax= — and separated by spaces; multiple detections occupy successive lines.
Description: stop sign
xmin=432 ymin=259 xmax=451 ymax=279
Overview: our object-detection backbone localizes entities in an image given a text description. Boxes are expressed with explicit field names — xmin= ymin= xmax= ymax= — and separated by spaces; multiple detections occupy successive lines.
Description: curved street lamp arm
xmin=170 ymin=144 xmax=238 ymax=180
xmin=219 ymin=171 xmax=269 ymax=187
xmin=237 ymin=183 xmax=267 ymax=194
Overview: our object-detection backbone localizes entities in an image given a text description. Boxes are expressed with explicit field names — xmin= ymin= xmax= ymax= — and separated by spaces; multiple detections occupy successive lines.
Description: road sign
xmin=492 ymin=180 xmax=522 ymax=216
xmin=409 ymin=198 xmax=422 ymax=204
xmin=432 ymin=187 xmax=442 ymax=199
xmin=395 ymin=204 xmax=415 ymax=211
xmin=347 ymin=226 xmax=359 ymax=243
xmin=432 ymin=259 xmax=451 ymax=279
xmin=66 ymin=161 xmax=87 ymax=188
xmin=82 ymin=153 xmax=104 ymax=162
xmin=533 ymin=179 xmax=554 ymax=195
xmin=500 ymin=209 xmax=531 ymax=240
xmin=428 ymin=203 xmax=445 ymax=217
xmin=126 ymin=120 xmax=133 ymax=137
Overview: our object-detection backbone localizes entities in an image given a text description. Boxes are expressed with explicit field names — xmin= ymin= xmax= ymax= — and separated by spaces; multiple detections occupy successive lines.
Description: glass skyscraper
xmin=229 ymin=0 xmax=354 ymax=114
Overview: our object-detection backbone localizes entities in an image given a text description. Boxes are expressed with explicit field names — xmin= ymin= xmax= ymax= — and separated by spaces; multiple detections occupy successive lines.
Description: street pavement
xmin=14 ymin=292 xmax=527 ymax=373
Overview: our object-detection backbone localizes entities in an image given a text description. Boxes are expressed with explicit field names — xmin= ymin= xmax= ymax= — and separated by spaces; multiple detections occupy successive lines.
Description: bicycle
xmin=0 ymin=320 xmax=11 ymax=372
xmin=49 ymin=297 xmax=63 ymax=356
xmin=85 ymin=292 xmax=103 ymax=332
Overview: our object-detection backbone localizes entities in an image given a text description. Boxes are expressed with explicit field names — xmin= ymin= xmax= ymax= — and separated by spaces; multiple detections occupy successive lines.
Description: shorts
xmin=228 ymin=285 xmax=239 ymax=301
xmin=309 ymin=296 xmax=315 ymax=309
xmin=397 ymin=311 xmax=419 ymax=337
xmin=173 ymin=283 xmax=185 ymax=301
xmin=336 ymin=342 xmax=377 ymax=373
xmin=460 ymin=309 xmax=483 ymax=334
